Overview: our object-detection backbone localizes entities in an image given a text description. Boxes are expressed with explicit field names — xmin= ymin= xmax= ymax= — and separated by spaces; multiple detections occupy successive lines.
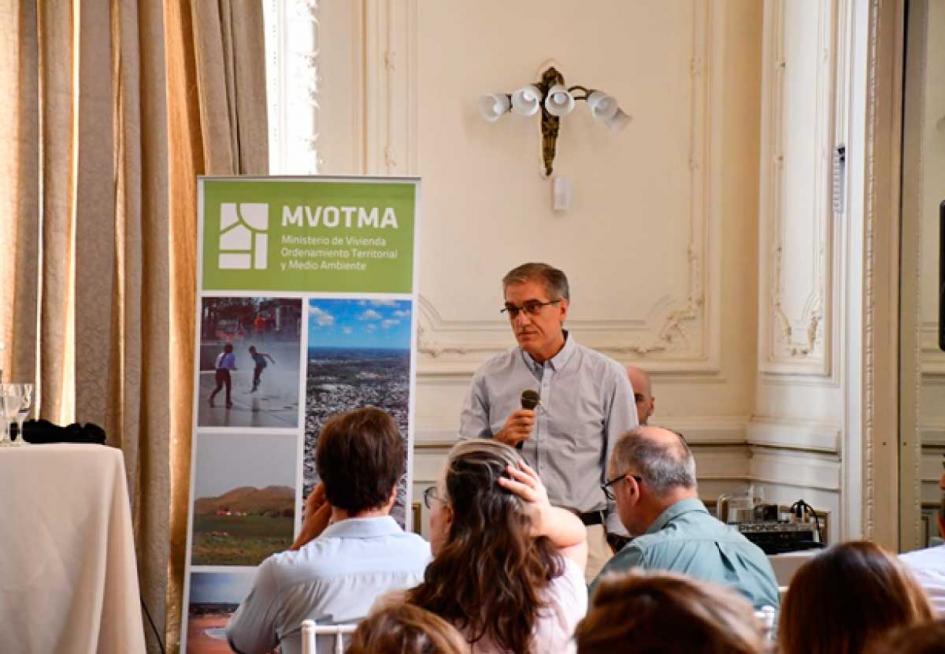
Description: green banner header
xmin=200 ymin=177 xmax=417 ymax=293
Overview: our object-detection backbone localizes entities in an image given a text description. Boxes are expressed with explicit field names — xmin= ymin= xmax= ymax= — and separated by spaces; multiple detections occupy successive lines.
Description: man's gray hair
xmin=502 ymin=262 xmax=570 ymax=301
xmin=612 ymin=427 xmax=696 ymax=496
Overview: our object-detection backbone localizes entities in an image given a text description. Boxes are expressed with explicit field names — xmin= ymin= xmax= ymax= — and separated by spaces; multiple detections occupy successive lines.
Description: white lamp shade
xmin=602 ymin=107 xmax=631 ymax=131
xmin=587 ymin=91 xmax=619 ymax=121
xmin=544 ymin=84 xmax=575 ymax=117
xmin=511 ymin=85 xmax=542 ymax=116
xmin=478 ymin=93 xmax=511 ymax=122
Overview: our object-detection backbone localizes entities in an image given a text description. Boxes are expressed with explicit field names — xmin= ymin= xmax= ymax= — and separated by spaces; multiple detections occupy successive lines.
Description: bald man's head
xmin=610 ymin=426 xmax=696 ymax=497
xmin=627 ymin=366 xmax=655 ymax=424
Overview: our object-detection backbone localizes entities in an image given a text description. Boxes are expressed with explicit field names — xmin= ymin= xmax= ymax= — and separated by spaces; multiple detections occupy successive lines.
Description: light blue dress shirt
xmin=459 ymin=333 xmax=638 ymax=534
xmin=590 ymin=498 xmax=780 ymax=609
xmin=226 ymin=516 xmax=431 ymax=654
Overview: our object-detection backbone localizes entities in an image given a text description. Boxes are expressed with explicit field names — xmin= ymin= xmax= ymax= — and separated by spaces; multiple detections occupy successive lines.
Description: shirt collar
xmin=319 ymin=515 xmax=403 ymax=539
xmin=521 ymin=330 xmax=576 ymax=372
xmin=645 ymin=497 xmax=708 ymax=535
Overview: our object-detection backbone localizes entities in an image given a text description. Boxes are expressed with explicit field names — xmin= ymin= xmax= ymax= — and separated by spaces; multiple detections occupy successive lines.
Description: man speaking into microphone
xmin=458 ymin=262 xmax=638 ymax=580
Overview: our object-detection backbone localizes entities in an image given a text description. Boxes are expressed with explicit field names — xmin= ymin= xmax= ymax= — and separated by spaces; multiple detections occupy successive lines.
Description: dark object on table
xmin=13 ymin=419 xmax=106 ymax=445
xmin=737 ymin=522 xmax=824 ymax=555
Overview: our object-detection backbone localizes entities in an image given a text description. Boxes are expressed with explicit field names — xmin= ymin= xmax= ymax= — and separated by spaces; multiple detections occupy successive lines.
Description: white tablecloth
xmin=0 ymin=443 xmax=146 ymax=653
xmin=768 ymin=548 xmax=821 ymax=586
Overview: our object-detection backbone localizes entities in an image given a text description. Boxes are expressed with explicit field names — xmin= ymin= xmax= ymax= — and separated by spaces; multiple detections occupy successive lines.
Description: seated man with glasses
xmin=591 ymin=426 xmax=779 ymax=610
xmin=459 ymin=262 xmax=637 ymax=581
xmin=226 ymin=408 xmax=430 ymax=654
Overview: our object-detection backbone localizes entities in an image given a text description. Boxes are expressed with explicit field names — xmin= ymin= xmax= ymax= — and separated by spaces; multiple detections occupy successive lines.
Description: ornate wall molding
xmin=920 ymin=325 xmax=945 ymax=377
xmin=758 ymin=0 xmax=837 ymax=375
xmin=746 ymin=417 xmax=842 ymax=453
xmin=362 ymin=0 xmax=416 ymax=176
xmin=858 ymin=0 xmax=904 ymax=547
xmin=411 ymin=0 xmax=721 ymax=375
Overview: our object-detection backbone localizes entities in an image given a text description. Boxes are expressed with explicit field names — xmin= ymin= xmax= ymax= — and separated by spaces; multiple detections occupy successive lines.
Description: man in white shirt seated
xmin=226 ymin=408 xmax=431 ymax=654
xmin=900 ymin=469 xmax=945 ymax=616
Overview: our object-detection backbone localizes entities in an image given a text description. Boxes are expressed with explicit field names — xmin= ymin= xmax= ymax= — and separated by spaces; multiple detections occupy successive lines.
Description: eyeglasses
xmin=500 ymin=299 xmax=561 ymax=318
xmin=423 ymin=486 xmax=445 ymax=509
xmin=601 ymin=473 xmax=642 ymax=502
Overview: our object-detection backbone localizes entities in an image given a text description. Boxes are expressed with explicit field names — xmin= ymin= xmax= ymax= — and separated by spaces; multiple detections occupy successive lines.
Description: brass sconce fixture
xmin=479 ymin=65 xmax=630 ymax=177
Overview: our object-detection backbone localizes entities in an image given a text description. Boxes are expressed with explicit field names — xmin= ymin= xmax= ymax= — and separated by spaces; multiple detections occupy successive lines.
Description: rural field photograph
xmin=191 ymin=431 xmax=297 ymax=566
xmin=303 ymin=298 xmax=413 ymax=527
xmin=197 ymin=297 xmax=303 ymax=429
xmin=186 ymin=571 xmax=254 ymax=653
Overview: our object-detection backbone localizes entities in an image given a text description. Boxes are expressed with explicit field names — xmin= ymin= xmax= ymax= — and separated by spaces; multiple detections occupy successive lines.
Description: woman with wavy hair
xmin=407 ymin=439 xmax=588 ymax=653
xmin=779 ymin=540 xmax=933 ymax=654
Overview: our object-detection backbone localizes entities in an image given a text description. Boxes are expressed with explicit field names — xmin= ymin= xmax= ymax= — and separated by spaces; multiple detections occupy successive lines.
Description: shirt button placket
xmin=538 ymin=363 xmax=552 ymax=473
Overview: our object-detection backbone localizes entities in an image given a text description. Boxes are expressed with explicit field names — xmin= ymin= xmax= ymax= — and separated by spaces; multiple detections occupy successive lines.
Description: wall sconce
xmin=479 ymin=65 xmax=630 ymax=177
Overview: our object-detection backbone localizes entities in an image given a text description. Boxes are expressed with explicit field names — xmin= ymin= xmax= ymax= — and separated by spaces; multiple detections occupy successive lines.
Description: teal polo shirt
xmin=590 ymin=498 xmax=780 ymax=609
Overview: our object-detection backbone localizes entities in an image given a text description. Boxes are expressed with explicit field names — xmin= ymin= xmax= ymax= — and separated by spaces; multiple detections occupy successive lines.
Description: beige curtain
xmin=165 ymin=2 xmax=269 ymax=651
xmin=0 ymin=1 xmax=267 ymax=652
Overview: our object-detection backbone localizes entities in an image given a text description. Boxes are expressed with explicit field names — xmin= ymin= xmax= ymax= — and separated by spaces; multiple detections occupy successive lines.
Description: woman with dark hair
xmin=408 ymin=439 xmax=588 ymax=653
xmin=779 ymin=540 xmax=933 ymax=654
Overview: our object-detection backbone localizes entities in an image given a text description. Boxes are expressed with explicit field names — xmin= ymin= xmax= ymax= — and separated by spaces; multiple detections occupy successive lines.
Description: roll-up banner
xmin=181 ymin=176 xmax=420 ymax=652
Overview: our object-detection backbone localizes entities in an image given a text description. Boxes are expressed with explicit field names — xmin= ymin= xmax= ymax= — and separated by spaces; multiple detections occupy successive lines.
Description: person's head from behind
xmin=426 ymin=439 xmax=533 ymax=555
xmin=223 ymin=343 xmax=233 ymax=353
xmin=626 ymin=365 xmax=655 ymax=424
xmin=347 ymin=602 xmax=469 ymax=654
xmin=606 ymin=426 xmax=697 ymax=536
xmin=412 ymin=438 xmax=561 ymax=652
xmin=779 ymin=540 xmax=933 ymax=654
xmin=575 ymin=570 xmax=765 ymax=654
xmin=316 ymin=407 xmax=404 ymax=517
xmin=249 ymin=345 xmax=257 ymax=355
xmin=874 ymin=620 xmax=945 ymax=654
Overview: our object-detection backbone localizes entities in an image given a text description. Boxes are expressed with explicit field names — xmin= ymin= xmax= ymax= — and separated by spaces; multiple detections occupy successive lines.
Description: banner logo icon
xmin=219 ymin=203 xmax=269 ymax=270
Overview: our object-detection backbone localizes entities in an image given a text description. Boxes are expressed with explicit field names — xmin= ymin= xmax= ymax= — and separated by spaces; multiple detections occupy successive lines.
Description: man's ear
xmin=623 ymin=475 xmax=642 ymax=501
xmin=558 ymin=298 xmax=570 ymax=323
xmin=383 ymin=483 xmax=399 ymax=510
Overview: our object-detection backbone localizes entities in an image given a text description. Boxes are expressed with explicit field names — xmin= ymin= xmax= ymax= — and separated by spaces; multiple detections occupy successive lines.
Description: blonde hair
xmin=347 ymin=602 xmax=469 ymax=654
xmin=575 ymin=571 xmax=765 ymax=654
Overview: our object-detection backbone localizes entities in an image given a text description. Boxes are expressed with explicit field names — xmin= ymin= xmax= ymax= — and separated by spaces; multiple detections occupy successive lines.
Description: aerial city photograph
xmin=303 ymin=298 xmax=413 ymax=526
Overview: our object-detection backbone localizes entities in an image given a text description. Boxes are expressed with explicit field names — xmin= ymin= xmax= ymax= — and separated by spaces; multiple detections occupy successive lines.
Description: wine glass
xmin=0 ymin=385 xmax=18 ymax=448
xmin=10 ymin=383 xmax=32 ymax=446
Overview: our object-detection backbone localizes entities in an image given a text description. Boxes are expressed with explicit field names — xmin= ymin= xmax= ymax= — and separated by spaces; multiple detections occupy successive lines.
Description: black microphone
xmin=517 ymin=389 xmax=540 ymax=450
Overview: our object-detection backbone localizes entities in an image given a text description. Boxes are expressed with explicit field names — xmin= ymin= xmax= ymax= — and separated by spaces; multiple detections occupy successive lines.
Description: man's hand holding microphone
xmin=497 ymin=390 xmax=541 ymax=450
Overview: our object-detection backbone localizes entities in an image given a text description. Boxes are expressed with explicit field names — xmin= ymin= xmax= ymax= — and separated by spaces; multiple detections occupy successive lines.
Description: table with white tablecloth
xmin=768 ymin=548 xmax=821 ymax=586
xmin=0 ymin=443 xmax=146 ymax=653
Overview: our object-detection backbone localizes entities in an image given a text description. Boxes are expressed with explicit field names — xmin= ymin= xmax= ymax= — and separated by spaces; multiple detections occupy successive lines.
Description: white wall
xmin=311 ymin=0 xmax=894 ymax=541
xmin=314 ymin=0 xmax=765 ymax=535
